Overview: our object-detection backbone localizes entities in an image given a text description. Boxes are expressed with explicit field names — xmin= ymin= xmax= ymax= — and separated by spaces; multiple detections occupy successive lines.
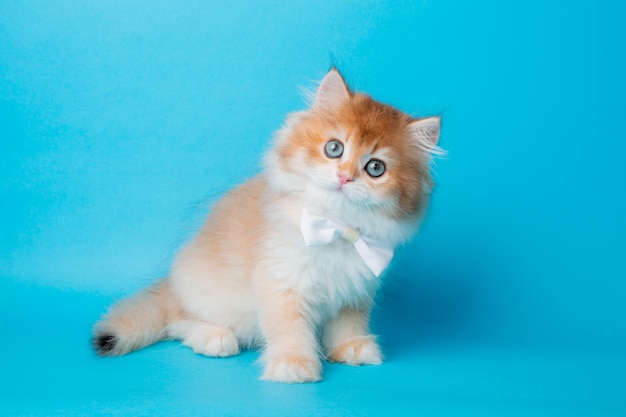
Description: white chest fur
xmin=261 ymin=196 xmax=381 ymax=323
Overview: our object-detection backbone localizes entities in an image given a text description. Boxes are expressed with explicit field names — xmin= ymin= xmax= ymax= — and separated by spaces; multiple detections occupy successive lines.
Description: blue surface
xmin=1 ymin=1 xmax=625 ymax=416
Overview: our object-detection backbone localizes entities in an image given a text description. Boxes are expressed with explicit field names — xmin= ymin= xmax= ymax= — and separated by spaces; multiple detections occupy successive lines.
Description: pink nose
xmin=338 ymin=173 xmax=353 ymax=186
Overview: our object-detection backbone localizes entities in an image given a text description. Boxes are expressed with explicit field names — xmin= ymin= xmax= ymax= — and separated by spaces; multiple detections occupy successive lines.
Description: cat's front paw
xmin=328 ymin=335 xmax=383 ymax=366
xmin=261 ymin=356 xmax=322 ymax=383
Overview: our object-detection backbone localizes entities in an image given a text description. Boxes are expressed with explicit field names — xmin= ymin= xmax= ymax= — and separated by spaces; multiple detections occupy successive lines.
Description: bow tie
xmin=300 ymin=207 xmax=394 ymax=277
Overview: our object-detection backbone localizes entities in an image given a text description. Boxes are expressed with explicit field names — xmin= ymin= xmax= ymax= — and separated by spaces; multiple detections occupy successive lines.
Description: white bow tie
xmin=300 ymin=207 xmax=394 ymax=277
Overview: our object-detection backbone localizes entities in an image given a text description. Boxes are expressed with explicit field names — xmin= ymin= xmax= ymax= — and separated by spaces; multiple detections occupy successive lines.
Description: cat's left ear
xmin=408 ymin=116 xmax=445 ymax=156
xmin=312 ymin=68 xmax=351 ymax=112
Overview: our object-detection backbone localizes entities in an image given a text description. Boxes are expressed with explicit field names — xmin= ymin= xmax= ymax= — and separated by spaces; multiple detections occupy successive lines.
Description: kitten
xmin=92 ymin=68 xmax=443 ymax=383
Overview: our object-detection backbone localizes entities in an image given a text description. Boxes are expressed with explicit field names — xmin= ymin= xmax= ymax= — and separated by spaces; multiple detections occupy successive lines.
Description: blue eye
xmin=324 ymin=139 xmax=344 ymax=158
xmin=365 ymin=159 xmax=386 ymax=178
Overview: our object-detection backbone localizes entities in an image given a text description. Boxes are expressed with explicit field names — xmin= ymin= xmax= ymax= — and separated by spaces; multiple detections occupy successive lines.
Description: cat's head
xmin=265 ymin=69 xmax=443 ymax=222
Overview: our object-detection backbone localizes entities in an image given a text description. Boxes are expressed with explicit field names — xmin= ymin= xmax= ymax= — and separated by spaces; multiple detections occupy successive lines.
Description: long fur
xmin=92 ymin=69 xmax=442 ymax=383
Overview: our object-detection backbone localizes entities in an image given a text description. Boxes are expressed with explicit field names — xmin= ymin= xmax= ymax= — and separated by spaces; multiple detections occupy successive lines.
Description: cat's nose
xmin=338 ymin=173 xmax=353 ymax=186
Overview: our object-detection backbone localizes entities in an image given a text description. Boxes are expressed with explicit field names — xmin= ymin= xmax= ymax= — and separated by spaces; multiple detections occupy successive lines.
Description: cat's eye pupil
xmin=365 ymin=159 xmax=386 ymax=178
xmin=324 ymin=139 xmax=344 ymax=159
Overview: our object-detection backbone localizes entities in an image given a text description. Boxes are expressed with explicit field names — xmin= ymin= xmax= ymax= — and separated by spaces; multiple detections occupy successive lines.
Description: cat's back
xmin=196 ymin=175 xmax=268 ymax=250
xmin=171 ymin=175 xmax=269 ymax=292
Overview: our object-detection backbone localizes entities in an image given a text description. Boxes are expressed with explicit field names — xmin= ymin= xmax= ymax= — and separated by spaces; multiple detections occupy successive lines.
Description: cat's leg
xmin=256 ymin=287 xmax=321 ymax=383
xmin=166 ymin=319 xmax=240 ymax=357
xmin=323 ymin=303 xmax=383 ymax=366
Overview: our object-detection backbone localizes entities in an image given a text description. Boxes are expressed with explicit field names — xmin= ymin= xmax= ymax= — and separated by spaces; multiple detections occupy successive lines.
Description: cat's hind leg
xmin=166 ymin=320 xmax=240 ymax=357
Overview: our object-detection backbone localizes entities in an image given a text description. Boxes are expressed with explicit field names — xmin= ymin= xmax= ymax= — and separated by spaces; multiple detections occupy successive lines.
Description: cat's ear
xmin=408 ymin=116 xmax=445 ymax=156
xmin=312 ymin=69 xmax=351 ymax=112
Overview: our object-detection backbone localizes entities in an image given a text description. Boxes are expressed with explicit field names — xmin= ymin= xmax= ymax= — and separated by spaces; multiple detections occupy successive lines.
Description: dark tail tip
xmin=93 ymin=333 xmax=118 ymax=356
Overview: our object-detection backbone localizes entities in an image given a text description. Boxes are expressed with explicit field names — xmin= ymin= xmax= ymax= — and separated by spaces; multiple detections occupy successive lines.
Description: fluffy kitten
xmin=92 ymin=69 xmax=443 ymax=383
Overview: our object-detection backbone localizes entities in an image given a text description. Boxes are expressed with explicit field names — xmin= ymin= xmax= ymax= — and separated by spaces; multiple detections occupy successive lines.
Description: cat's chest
xmin=295 ymin=242 xmax=379 ymax=318
xmin=263 ymin=195 xmax=382 ymax=308
xmin=273 ymin=225 xmax=379 ymax=309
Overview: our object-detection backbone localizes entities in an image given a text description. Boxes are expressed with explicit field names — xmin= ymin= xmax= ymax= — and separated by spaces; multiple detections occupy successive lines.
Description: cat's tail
xmin=92 ymin=278 xmax=183 ymax=356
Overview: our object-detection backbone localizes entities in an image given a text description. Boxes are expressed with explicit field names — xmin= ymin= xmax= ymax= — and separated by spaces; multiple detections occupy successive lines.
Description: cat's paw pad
xmin=184 ymin=327 xmax=240 ymax=358
xmin=261 ymin=356 xmax=322 ymax=383
xmin=328 ymin=336 xmax=383 ymax=366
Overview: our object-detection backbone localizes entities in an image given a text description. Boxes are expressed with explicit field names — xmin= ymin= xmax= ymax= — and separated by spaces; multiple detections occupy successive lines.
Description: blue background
xmin=1 ymin=1 xmax=625 ymax=416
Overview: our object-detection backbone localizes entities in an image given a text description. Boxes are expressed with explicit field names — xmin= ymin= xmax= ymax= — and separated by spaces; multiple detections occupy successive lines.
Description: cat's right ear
xmin=312 ymin=69 xmax=351 ymax=112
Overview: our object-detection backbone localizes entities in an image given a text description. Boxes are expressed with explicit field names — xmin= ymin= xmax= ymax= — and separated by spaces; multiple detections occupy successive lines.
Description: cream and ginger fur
xmin=93 ymin=69 xmax=442 ymax=383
